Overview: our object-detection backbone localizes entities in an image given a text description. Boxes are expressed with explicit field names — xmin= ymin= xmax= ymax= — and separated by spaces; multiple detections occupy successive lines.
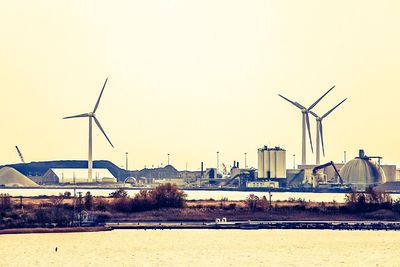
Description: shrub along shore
xmin=1 ymin=184 xmax=400 ymax=233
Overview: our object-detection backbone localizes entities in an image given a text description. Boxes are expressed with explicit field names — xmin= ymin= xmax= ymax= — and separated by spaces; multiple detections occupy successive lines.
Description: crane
xmin=15 ymin=146 xmax=26 ymax=163
xmin=221 ymin=163 xmax=228 ymax=176
xmin=312 ymin=161 xmax=343 ymax=184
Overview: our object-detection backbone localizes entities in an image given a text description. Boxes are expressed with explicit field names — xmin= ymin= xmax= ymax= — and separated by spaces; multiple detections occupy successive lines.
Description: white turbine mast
xmin=309 ymin=98 xmax=347 ymax=165
xmin=279 ymin=85 xmax=335 ymax=166
xmin=63 ymin=78 xmax=114 ymax=182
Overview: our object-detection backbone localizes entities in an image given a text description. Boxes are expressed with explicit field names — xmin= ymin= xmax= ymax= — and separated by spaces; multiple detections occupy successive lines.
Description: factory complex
xmin=1 ymin=82 xmax=399 ymax=193
xmin=1 ymin=146 xmax=399 ymax=193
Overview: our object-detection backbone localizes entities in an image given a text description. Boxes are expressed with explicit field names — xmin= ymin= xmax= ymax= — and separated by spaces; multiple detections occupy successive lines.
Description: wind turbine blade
xmin=321 ymin=98 xmax=347 ymax=119
xmin=309 ymin=110 xmax=318 ymax=118
xmin=93 ymin=78 xmax=108 ymax=113
xmin=306 ymin=113 xmax=314 ymax=153
xmin=93 ymin=116 xmax=114 ymax=148
xmin=307 ymin=85 xmax=335 ymax=111
xmin=320 ymin=122 xmax=325 ymax=156
xmin=278 ymin=94 xmax=305 ymax=110
xmin=63 ymin=113 xmax=90 ymax=119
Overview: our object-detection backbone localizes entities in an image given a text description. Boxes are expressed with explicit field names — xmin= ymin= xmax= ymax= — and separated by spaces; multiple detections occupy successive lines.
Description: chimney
xmin=359 ymin=149 xmax=365 ymax=158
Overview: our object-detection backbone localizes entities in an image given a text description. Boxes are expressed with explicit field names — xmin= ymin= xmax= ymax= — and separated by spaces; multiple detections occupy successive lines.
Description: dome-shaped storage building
xmin=340 ymin=149 xmax=386 ymax=191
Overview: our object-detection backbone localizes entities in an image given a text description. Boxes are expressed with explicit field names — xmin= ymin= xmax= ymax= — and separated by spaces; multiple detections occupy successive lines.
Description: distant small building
xmin=382 ymin=165 xmax=397 ymax=182
xmin=246 ymin=180 xmax=279 ymax=188
xmin=179 ymin=170 xmax=202 ymax=179
xmin=42 ymin=168 xmax=116 ymax=184
xmin=286 ymin=169 xmax=306 ymax=188
xmin=205 ymin=168 xmax=218 ymax=179
xmin=297 ymin=163 xmax=345 ymax=184
xmin=153 ymin=178 xmax=186 ymax=187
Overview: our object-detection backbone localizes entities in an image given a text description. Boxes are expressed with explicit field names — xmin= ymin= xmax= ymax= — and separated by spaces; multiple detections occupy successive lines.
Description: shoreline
xmin=3 ymin=220 xmax=400 ymax=235
xmin=107 ymin=220 xmax=400 ymax=231
xmin=106 ymin=220 xmax=400 ymax=231
xmin=0 ymin=226 xmax=111 ymax=235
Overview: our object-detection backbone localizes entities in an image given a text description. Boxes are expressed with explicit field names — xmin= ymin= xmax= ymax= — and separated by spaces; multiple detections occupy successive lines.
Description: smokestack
xmin=201 ymin=162 xmax=204 ymax=178
xmin=359 ymin=149 xmax=365 ymax=158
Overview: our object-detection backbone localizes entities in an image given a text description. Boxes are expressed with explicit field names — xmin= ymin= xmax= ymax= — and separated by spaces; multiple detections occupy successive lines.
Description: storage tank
xmin=257 ymin=148 xmax=264 ymax=179
xmin=257 ymin=146 xmax=286 ymax=179
xmin=339 ymin=149 xmax=386 ymax=191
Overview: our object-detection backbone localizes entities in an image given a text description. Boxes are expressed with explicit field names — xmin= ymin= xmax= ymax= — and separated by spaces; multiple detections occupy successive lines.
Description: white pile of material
xmin=0 ymin=167 xmax=38 ymax=187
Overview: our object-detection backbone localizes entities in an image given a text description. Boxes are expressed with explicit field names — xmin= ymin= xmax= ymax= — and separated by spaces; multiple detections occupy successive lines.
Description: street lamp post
xmin=268 ymin=180 xmax=273 ymax=212
xmin=293 ymin=154 xmax=296 ymax=169
xmin=125 ymin=152 xmax=128 ymax=171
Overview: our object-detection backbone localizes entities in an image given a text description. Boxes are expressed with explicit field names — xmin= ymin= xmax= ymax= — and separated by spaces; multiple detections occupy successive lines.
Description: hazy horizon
xmin=1 ymin=1 xmax=400 ymax=170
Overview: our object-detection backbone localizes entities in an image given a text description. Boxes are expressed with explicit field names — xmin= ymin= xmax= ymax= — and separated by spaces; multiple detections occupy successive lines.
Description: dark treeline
xmin=0 ymin=183 xmax=186 ymax=229
xmin=110 ymin=183 xmax=187 ymax=213
xmin=243 ymin=186 xmax=399 ymax=214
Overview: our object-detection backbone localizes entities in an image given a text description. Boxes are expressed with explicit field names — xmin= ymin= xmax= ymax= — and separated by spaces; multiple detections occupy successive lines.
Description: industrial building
xmin=204 ymin=168 xmax=218 ymax=179
xmin=257 ymin=146 xmax=286 ymax=179
xmin=246 ymin=180 xmax=279 ymax=188
xmin=340 ymin=150 xmax=386 ymax=191
xmin=254 ymin=146 xmax=287 ymax=187
xmin=42 ymin=168 xmax=116 ymax=184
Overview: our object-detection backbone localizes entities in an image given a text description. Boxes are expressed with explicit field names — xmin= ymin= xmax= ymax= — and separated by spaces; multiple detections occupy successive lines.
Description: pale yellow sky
xmin=1 ymin=1 xmax=400 ymax=170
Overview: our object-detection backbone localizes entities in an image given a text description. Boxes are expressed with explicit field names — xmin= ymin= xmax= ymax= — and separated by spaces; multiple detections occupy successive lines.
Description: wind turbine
xmin=63 ymin=78 xmax=114 ymax=182
xmin=279 ymin=86 xmax=335 ymax=166
xmin=309 ymin=98 xmax=347 ymax=165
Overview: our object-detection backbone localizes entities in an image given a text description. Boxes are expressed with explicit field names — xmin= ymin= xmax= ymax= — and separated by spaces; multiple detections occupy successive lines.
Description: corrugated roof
xmin=48 ymin=168 xmax=114 ymax=179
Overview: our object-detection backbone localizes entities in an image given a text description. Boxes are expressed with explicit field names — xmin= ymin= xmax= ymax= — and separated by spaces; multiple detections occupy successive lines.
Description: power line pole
xmin=293 ymin=154 xmax=296 ymax=169
xmin=216 ymin=151 xmax=219 ymax=179
xmin=185 ymin=162 xmax=188 ymax=181
xmin=125 ymin=152 xmax=129 ymax=171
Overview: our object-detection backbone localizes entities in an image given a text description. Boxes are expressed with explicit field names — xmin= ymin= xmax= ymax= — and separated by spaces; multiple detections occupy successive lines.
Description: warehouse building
xmin=42 ymin=168 xmax=116 ymax=184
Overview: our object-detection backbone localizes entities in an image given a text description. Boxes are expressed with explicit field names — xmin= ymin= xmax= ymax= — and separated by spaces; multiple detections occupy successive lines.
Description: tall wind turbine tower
xmin=279 ymin=86 xmax=335 ymax=165
xmin=310 ymin=98 xmax=347 ymax=164
xmin=63 ymin=78 xmax=114 ymax=182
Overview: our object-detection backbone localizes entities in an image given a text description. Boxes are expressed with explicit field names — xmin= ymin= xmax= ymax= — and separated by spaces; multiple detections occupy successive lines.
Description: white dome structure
xmin=124 ymin=177 xmax=137 ymax=184
xmin=340 ymin=150 xmax=386 ymax=190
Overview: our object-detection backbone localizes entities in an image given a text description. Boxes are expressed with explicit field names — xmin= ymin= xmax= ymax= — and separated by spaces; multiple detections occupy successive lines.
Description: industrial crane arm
xmin=312 ymin=161 xmax=343 ymax=185
xmin=15 ymin=146 xmax=26 ymax=163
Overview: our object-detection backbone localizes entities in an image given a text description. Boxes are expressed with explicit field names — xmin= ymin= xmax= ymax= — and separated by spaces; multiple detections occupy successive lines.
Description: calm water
xmin=0 ymin=229 xmax=399 ymax=266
